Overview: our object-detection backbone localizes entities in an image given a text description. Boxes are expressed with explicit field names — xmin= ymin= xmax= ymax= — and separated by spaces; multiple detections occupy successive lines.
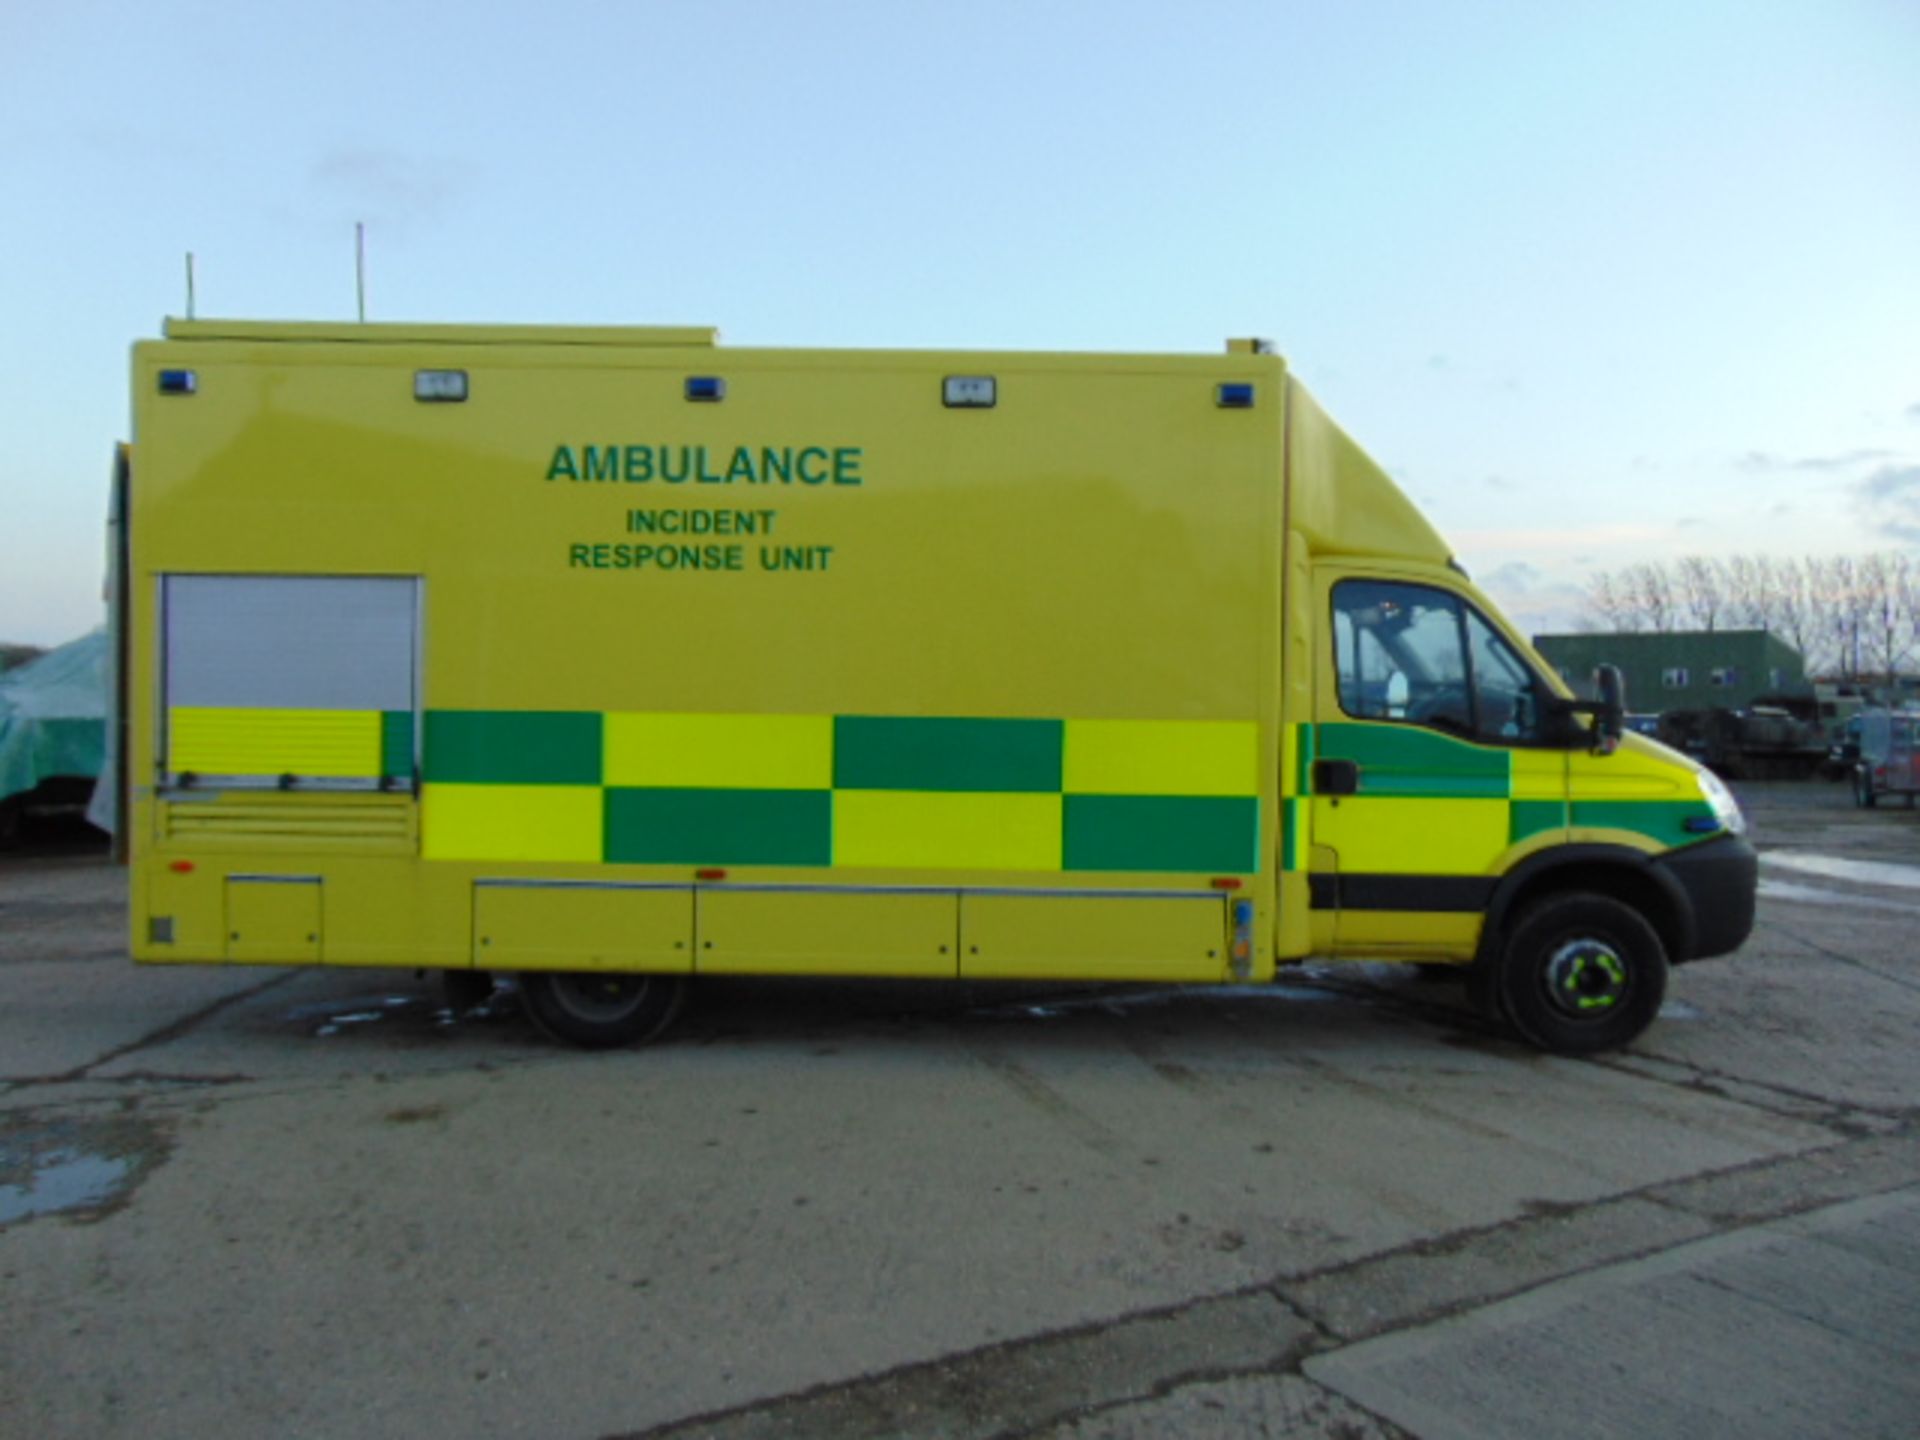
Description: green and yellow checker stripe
xmin=1306 ymin=721 xmax=1714 ymax=863
xmin=411 ymin=711 xmax=1261 ymax=872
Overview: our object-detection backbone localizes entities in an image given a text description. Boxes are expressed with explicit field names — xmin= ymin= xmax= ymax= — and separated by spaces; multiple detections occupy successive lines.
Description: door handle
xmin=1313 ymin=758 xmax=1360 ymax=796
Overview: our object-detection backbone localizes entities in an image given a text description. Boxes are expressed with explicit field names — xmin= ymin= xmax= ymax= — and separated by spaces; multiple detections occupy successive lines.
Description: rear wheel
xmin=520 ymin=971 xmax=687 ymax=1049
xmin=1495 ymin=894 xmax=1667 ymax=1055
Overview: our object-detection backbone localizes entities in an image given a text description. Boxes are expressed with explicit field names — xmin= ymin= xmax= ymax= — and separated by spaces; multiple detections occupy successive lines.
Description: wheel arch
xmin=1477 ymin=845 xmax=1694 ymax=970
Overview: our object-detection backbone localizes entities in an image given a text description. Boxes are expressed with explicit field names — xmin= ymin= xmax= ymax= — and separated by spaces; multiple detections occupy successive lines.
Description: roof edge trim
xmin=160 ymin=319 xmax=720 ymax=348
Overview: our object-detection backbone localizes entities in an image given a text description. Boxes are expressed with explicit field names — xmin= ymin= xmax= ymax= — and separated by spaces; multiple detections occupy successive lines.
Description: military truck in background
xmin=1656 ymin=696 xmax=1827 ymax=781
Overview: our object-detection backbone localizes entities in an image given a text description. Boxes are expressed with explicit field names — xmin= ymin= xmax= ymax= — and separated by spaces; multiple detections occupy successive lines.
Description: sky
xmin=2 ymin=0 xmax=1916 ymax=645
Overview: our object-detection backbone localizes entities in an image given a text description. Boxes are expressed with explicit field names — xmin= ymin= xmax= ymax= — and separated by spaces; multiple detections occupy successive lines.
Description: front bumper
xmin=1655 ymin=834 xmax=1758 ymax=961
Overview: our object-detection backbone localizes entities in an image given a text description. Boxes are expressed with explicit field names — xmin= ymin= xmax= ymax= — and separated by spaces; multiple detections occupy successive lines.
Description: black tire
xmin=519 ymin=971 xmax=687 ymax=1049
xmin=1495 ymin=894 xmax=1667 ymax=1056
xmin=1465 ymin=955 xmax=1507 ymax=1024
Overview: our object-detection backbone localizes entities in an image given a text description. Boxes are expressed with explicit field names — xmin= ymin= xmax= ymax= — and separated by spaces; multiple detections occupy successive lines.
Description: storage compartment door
xmin=225 ymin=876 xmax=321 ymax=963
xmin=696 ymin=889 xmax=958 ymax=977
xmin=960 ymin=893 xmax=1228 ymax=981
xmin=473 ymin=883 xmax=693 ymax=973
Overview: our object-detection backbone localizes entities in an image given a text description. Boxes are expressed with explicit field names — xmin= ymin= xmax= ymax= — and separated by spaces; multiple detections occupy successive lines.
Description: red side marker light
xmin=695 ymin=868 xmax=727 ymax=881
xmin=169 ymin=860 xmax=195 ymax=874
xmin=1210 ymin=877 xmax=1242 ymax=891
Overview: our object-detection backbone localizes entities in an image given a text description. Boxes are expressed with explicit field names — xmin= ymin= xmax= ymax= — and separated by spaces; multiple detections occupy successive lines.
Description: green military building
xmin=1531 ymin=630 xmax=1811 ymax=714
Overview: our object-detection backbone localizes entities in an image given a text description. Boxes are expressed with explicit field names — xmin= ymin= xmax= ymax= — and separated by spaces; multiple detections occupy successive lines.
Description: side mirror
xmin=1593 ymin=664 xmax=1626 ymax=753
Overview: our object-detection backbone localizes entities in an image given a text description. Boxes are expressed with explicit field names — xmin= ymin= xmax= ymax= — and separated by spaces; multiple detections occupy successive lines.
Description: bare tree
xmin=1622 ymin=561 xmax=1678 ymax=633
xmin=1584 ymin=571 xmax=1637 ymax=631
xmin=1674 ymin=555 xmax=1722 ymax=631
xmin=1760 ymin=556 xmax=1820 ymax=669
xmin=1900 ymin=554 xmax=1920 ymax=676
xmin=1576 ymin=551 xmax=1920 ymax=679
xmin=1808 ymin=555 xmax=1862 ymax=679
xmin=1719 ymin=555 xmax=1768 ymax=629
xmin=1857 ymin=553 xmax=1913 ymax=684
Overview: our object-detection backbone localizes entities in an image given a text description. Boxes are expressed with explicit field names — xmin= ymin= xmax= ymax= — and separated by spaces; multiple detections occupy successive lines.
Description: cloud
xmin=310 ymin=148 xmax=465 ymax=234
xmin=1451 ymin=522 xmax=1666 ymax=553
xmin=1470 ymin=561 xmax=1590 ymax=639
xmin=1907 ymin=402 xmax=1920 ymax=421
xmin=1740 ymin=448 xmax=1896 ymax=474
xmin=1675 ymin=516 xmax=1705 ymax=529
xmin=1855 ymin=463 xmax=1920 ymax=543
xmin=1481 ymin=561 xmax=1542 ymax=590
xmin=1426 ymin=354 xmax=1450 ymax=372
xmin=1484 ymin=474 xmax=1517 ymax=492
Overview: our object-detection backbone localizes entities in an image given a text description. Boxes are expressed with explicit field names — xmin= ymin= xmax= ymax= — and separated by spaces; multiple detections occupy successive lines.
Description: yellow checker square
xmin=604 ymin=712 xmax=833 ymax=790
xmin=170 ymin=707 xmax=379 ymax=778
xmin=834 ymin=791 xmax=1062 ymax=871
xmin=1328 ymin=797 xmax=1509 ymax=875
xmin=1509 ymin=749 xmax=1566 ymax=801
xmin=421 ymin=783 xmax=602 ymax=863
xmin=1064 ymin=720 xmax=1258 ymax=797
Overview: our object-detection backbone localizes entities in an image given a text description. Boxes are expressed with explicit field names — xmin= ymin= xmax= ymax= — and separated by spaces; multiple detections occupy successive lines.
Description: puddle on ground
xmin=1659 ymin=999 xmax=1703 ymax=1021
xmin=1762 ymin=851 xmax=1920 ymax=891
xmin=287 ymin=986 xmax=517 ymax=1038
xmin=0 ymin=1150 xmax=131 ymax=1223
xmin=0 ymin=1114 xmax=168 ymax=1228
xmin=973 ymin=980 xmax=1346 ymax=1022
xmin=1757 ymin=879 xmax=1920 ymax=916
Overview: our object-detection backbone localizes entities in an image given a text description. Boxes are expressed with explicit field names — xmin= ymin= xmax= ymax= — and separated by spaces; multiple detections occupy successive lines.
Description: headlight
xmin=1697 ymin=770 xmax=1746 ymax=836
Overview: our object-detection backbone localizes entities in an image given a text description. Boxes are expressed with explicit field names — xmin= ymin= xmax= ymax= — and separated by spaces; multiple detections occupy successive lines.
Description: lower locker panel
xmin=959 ymin=894 xmax=1230 ymax=981
xmin=473 ymin=883 xmax=694 ymax=973
xmin=697 ymin=890 xmax=957 ymax=977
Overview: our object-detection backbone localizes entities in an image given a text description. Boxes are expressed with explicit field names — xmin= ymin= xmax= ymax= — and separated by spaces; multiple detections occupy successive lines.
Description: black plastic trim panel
xmin=1308 ymin=874 xmax=1496 ymax=912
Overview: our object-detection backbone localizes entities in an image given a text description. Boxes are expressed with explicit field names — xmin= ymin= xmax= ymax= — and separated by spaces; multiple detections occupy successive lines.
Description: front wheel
xmin=1495 ymin=894 xmax=1668 ymax=1056
xmin=520 ymin=971 xmax=687 ymax=1049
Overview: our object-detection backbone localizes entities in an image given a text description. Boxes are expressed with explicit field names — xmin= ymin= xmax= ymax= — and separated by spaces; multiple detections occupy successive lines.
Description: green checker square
xmin=1065 ymin=794 xmax=1260 ymax=873
xmin=605 ymin=787 xmax=832 ymax=866
xmin=1316 ymin=722 xmax=1510 ymax=798
xmin=833 ymin=716 xmax=1063 ymax=793
xmin=1509 ymin=799 xmax=1567 ymax=844
xmin=424 ymin=710 xmax=603 ymax=785
xmin=1571 ymin=799 xmax=1716 ymax=849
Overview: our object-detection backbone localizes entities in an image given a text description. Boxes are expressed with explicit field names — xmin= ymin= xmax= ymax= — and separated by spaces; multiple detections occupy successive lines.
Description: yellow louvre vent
xmin=160 ymin=793 xmax=416 ymax=852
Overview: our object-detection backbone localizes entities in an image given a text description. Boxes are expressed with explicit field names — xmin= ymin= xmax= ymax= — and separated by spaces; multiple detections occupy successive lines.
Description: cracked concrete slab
xmin=624 ymin=1292 xmax=1314 ymax=1440
xmin=1030 ymin=1374 xmax=1407 ymax=1440
xmin=1303 ymin=1190 xmax=1920 ymax=1440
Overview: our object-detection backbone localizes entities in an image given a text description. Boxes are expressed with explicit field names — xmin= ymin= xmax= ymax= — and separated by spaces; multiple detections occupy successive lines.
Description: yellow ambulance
xmin=116 ymin=321 xmax=1755 ymax=1054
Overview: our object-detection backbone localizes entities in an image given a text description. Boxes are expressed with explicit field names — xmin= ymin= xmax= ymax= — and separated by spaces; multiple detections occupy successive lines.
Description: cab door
xmin=1309 ymin=573 xmax=1567 ymax=954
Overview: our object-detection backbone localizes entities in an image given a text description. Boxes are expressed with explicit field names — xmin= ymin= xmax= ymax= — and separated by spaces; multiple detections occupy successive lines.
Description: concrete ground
xmin=1 ymin=783 xmax=1915 ymax=1439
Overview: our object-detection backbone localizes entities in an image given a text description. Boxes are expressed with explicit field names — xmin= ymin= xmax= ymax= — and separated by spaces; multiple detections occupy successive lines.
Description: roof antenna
xmin=355 ymin=221 xmax=367 ymax=322
xmin=185 ymin=251 xmax=196 ymax=320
